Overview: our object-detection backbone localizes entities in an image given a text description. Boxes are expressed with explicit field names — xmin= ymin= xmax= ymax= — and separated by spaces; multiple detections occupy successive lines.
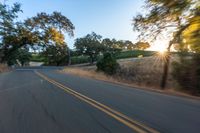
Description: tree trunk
xmin=56 ymin=61 xmax=60 ymax=66
xmin=0 ymin=50 xmax=4 ymax=63
xmin=90 ymin=55 xmax=94 ymax=65
xmin=68 ymin=48 xmax=71 ymax=65
xmin=160 ymin=40 xmax=174 ymax=89
xmin=160 ymin=20 xmax=189 ymax=89
xmin=160 ymin=51 xmax=170 ymax=89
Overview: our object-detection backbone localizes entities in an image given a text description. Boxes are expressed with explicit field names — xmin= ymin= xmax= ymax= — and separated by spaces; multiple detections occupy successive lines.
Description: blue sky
xmin=5 ymin=0 xmax=144 ymax=48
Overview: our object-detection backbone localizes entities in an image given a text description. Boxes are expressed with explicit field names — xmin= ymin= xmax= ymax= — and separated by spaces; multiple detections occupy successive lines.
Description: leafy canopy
xmin=42 ymin=44 xmax=69 ymax=66
xmin=74 ymin=32 xmax=104 ymax=63
xmin=0 ymin=2 xmax=75 ymax=64
xmin=133 ymin=0 xmax=199 ymax=51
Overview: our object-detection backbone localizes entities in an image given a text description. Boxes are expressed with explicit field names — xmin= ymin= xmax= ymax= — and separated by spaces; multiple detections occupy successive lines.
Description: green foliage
xmin=114 ymin=50 xmax=154 ymax=59
xmin=30 ymin=54 xmax=45 ymax=62
xmin=74 ymin=32 xmax=104 ymax=64
xmin=0 ymin=2 xmax=75 ymax=65
xmin=133 ymin=0 xmax=199 ymax=51
xmin=25 ymin=11 xmax=74 ymax=37
xmin=135 ymin=42 xmax=150 ymax=50
xmin=42 ymin=44 xmax=69 ymax=66
xmin=182 ymin=15 xmax=200 ymax=53
xmin=7 ymin=48 xmax=31 ymax=66
xmin=172 ymin=54 xmax=200 ymax=95
xmin=96 ymin=53 xmax=119 ymax=75
xmin=102 ymin=38 xmax=150 ymax=51
xmin=101 ymin=38 xmax=121 ymax=52
xmin=0 ymin=3 xmax=41 ymax=63
xmin=68 ymin=50 xmax=154 ymax=65
xmin=71 ymin=56 xmax=89 ymax=65
xmin=70 ymin=50 xmax=80 ymax=57
xmin=126 ymin=41 xmax=135 ymax=50
xmin=133 ymin=0 xmax=192 ymax=42
xmin=24 ymin=11 xmax=75 ymax=48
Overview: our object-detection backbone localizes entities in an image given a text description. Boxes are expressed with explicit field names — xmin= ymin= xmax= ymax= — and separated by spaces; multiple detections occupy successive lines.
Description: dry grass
xmin=62 ymin=56 xmax=177 ymax=90
xmin=61 ymin=55 xmax=200 ymax=98
xmin=117 ymin=55 xmax=178 ymax=89
xmin=0 ymin=64 xmax=9 ymax=73
xmin=62 ymin=67 xmax=116 ymax=82
xmin=63 ymin=57 xmax=177 ymax=89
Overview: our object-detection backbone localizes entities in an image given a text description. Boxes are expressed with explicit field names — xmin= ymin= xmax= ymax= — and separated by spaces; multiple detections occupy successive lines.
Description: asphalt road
xmin=0 ymin=68 xmax=200 ymax=133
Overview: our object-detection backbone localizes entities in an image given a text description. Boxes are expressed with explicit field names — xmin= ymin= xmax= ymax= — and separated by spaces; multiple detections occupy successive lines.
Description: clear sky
xmin=4 ymin=0 xmax=144 ymax=48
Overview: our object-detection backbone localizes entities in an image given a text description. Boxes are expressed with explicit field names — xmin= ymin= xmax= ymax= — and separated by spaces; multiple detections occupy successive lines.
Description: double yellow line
xmin=35 ymin=71 xmax=159 ymax=133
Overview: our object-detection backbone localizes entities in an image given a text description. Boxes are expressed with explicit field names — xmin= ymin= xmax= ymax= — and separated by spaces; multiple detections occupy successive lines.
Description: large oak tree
xmin=0 ymin=2 xmax=75 ymax=64
xmin=74 ymin=32 xmax=104 ymax=64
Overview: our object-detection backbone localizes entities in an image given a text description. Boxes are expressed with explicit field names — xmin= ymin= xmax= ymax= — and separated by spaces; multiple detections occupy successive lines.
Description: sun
xmin=157 ymin=47 xmax=167 ymax=55
xmin=151 ymin=44 xmax=167 ymax=54
xmin=149 ymin=40 xmax=168 ymax=55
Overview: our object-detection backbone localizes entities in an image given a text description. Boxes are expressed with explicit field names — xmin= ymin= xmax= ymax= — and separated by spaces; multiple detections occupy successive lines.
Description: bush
xmin=71 ymin=56 xmax=89 ymax=64
xmin=7 ymin=48 xmax=31 ymax=66
xmin=96 ymin=53 xmax=119 ymax=75
xmin=172 ymin=54 xmax=200 ymax=95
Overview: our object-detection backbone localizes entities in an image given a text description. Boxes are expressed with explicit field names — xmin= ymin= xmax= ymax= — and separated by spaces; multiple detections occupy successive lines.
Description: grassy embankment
xmin=62 ymin=54 xmax=199 ymax=98
xmin=63 ymin=55 xmax=175 ymax=89
xmin=31 ymin=50 xmax=155 ymax=64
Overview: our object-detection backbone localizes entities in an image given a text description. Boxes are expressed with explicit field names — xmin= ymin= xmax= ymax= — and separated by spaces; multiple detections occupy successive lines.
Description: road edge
xmin=59 ymin=69 xmax=200 ymax=101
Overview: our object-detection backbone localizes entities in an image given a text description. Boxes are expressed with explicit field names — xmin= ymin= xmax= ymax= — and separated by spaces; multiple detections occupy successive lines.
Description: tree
xmin=17 ymin=48 xmax=32 ymax=66
xmin=117 ymin=40 xmax=126 ymax=50
xmin=0 ymin=2 xmax=75 ymax=65
xmin=24 ymin=11 xmax=75 ymax=45
xmin=172 ymin=53 xmax=200 ymax=95
xmin=125 ymin=41 xmax=135 ymax=50
xmin=7 ymin=48 xmax=31 ymax=66
xmin=102 ymin=38 xmax=113 ymax=51
xmin=96 ymin=52 xmax=119 ymax=75
xmin=133 ymin=0 xmax=198 ymax=89
xmin=172 ymin=7 xmax=200 ymax=94
xmin=135 ymin=41 xmax=150 ymax=50
xmin=0 ymin=2 xmax=24 ymax=62
xmin=101 ymin=38 xmax=122 ymax=52
xmin=42 ymin=44 xmax=69 ymax=66
xmin=74 ymin=32 xmax=104 ymax=64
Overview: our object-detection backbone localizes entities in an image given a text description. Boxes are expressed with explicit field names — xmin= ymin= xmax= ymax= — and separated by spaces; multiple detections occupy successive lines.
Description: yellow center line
xmin=35 ymin=71 xmax=159 ymax=133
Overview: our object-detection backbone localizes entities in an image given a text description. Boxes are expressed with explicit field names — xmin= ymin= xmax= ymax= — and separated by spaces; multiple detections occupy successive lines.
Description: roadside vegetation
xmin=0 ymin=2 xmax=74 ymax=66
xmin=132 ymin=0 xmax=200 ymax=95
xmin=31 ymin=50 xmax=155 ymax=65
xmin=31 ymin=54 xmax=45 ymax=62
xmin=62 ymin=54 xmax=199 ymax=97
xmin=96 ymin=53 xmax=119 ymax=75
xmin=0 ymin=64 xmax=9 ymax=73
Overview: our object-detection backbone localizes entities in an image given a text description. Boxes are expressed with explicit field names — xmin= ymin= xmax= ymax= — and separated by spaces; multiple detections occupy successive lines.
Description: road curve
xmin=0 ymin=68 xmax=200 ymax=133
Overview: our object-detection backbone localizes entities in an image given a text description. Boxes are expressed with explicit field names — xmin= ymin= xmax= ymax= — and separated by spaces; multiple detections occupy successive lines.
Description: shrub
xmin=7 ymin=48 xmax=31 ymax=66
xmin=172 ymin=54 xmax=200 ymax=95
xmin=96 ymin=53 xmax=119 ymax=75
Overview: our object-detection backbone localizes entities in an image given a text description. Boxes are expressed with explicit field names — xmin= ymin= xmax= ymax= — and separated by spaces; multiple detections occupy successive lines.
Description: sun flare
xmin=157 ymin=48 xmax=167 ymax=55
xmin=149 ymin=40 xmax=168 ymax=54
